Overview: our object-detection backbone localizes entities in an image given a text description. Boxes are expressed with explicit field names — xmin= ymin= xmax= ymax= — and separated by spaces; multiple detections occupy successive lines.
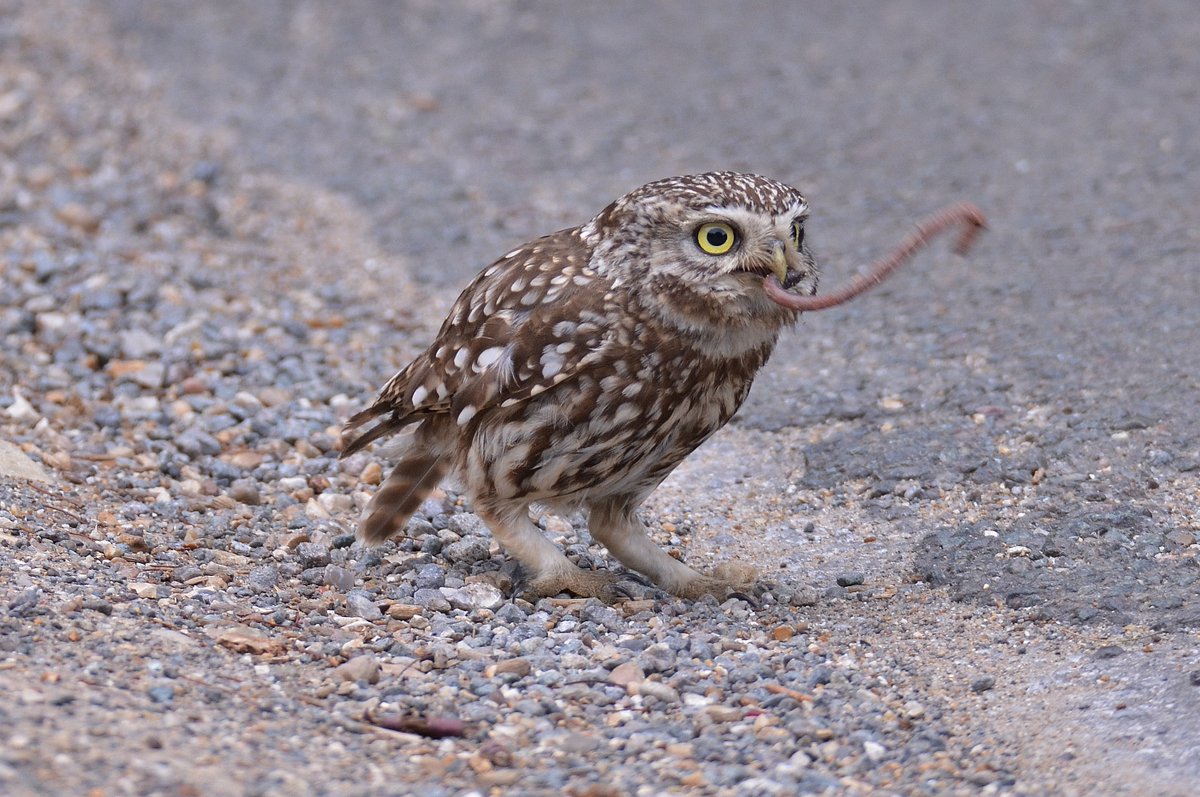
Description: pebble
xmin=969 ymin=675 xmax=996 ymax=693
xmin=836 ymin=572 xmax=866 ymax=587
xmin=332 ymin=656 xmax=381 ymax=684
xmin=488 ymin=658 xmax=532 ymax=678
xmin=345 ymin=591 xmax=383 ymax=621
xmin=229 ymin=478 xmax=262 ymax=505
xmin=638 ymin=643 xmax=676 ymax=674
xmin=147 ymin=684 xmax=176 ymax=705
xmin=296 ymin=542 xmax=331 ymax=569
xmin=414 ymin=564 xmax=446 ymax=589
xmin=444 ymin=582 xmax=504 ymax=611
xmin=705 ymin=705 xmax=742 ymax=723
xmin=413 ymin=588 xmax=452 ymax=613
xmin=608 ymin=662 xmax=645 ymax=688
xmin=444 ymin=537 xmax=491 ymax=564
xmin=359 ymin=461 xmax=383 ymax=485
xmin=636 ymin=680 xmax=680 ymax=704
xmin=323 ymin=565 xmax=357 ymax=591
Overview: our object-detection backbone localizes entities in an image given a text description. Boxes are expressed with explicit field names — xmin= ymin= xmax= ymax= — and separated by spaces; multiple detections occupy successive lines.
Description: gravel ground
xmin=2 ymin=2 xmax=1199 ymax=796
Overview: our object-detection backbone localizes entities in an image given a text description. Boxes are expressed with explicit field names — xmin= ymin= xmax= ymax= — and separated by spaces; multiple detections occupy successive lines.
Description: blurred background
xmin=102 ymin=0 xmax=1196 ymax=287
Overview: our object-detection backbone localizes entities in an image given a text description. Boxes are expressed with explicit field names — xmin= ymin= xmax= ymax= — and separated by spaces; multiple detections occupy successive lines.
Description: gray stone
xmin=346 ymin=590 xmax=383 ymax=621
xmin=414 ymin=563 xmax=446 ymax=589
xmin=323 ymin=565 xmax=357 ymax=591
xmin=296 ymin=542 xmax=331 ymax=569
xmin=836 ymin=572 xmax=865 ymax=587
xmin=413 ymin=588 xmax=452 ymax=613
xmin=332 ymin=655 xmax=380 ymax=684
xmin=246 ymin=565 xmax=278 ymax=593
xmin=444 ymin=537 xmax=491 ymax=564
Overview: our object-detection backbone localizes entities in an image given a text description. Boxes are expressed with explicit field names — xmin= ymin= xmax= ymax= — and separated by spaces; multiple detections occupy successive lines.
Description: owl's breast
xmin=464 ymin=317 xmax=777 ymax=502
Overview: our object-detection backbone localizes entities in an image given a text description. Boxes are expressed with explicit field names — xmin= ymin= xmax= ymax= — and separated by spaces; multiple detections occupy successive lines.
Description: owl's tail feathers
xmin=358 ymin=450 xmax=450 ymax=544
xmin=340 ymin=404 xmax=415 ymax=459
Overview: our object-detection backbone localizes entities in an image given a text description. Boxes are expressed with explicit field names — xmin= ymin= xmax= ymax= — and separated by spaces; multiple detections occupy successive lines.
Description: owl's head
xmin=583 ymin=172 xmax=819 ymax=331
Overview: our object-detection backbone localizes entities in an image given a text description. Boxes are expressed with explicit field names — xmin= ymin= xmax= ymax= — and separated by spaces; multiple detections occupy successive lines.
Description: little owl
xmin=341 ymin=172 xmax=817 ymax=600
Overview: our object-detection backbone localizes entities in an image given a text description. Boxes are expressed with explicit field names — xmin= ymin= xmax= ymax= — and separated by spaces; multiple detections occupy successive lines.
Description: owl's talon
xmin=726 ymin=590 xmax=760 ymax=607
xmin=521 ymin=567 xmax=630 ymax=604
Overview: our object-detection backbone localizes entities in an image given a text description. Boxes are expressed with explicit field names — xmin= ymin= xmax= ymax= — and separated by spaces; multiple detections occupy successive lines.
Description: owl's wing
xmin=341 ymin=229 xmax=614 ymax=456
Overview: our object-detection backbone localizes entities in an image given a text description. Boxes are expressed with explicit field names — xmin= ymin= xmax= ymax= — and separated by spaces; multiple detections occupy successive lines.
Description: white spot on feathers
xmin=475 ymin=346 xmax=505 ymax=369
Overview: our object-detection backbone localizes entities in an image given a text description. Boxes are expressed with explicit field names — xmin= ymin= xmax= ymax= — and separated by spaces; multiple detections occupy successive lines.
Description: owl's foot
xmin=519 ymin=565 xmax=641 ymax=603
xmin=670 ymin=561 xmax=761 ymax=601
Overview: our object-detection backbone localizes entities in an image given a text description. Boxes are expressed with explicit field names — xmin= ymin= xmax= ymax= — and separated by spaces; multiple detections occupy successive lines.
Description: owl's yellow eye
xmin=696 ymin=222 xmax=736 ymax=255
xmin=790 ymin=219 xmax=805 ymax=249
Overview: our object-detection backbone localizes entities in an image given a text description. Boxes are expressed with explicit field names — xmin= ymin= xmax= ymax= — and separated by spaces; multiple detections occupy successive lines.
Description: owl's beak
xmin=770 ymin=240 xmax=789 ymax=285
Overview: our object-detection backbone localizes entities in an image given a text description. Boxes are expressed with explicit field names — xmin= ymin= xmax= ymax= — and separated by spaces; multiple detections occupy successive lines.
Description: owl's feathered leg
xmin=475 ymin=502 xmax=627 ymax=601
xmin=357 ymin=422 xmax=451 ymax=544
xmin=588 ymin=497 xmax=758 ymax=599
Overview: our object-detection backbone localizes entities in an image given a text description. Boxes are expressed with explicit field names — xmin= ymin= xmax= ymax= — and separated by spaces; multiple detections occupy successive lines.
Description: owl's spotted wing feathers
xmin=341 ymin=228 xmax=613 ymax=456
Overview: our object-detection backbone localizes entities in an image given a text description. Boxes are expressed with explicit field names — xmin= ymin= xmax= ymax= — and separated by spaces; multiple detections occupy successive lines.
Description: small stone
xmin=332 ymin=655 xmax=380 ymax=684
xmin=1189 ymin=670 xmax=1200 ymax=686
xmin=444 ymin=537 xmax=491 ymax=564
xmin=317 ymin=492 xmax=353 ymax=514
xmin=360 ymin=461 xmax=383 ymax=485
xmin=176 ymin=429 xmax=221 ymax=457
xmin=579 ymin=599 xmax=624 ymax=631
xmin=323 ymin=565 xmax=357 ymax=591
xmin=456 ymin=582 xmax=504 ymax=611
xmin=387 ymin=603 xmax=422 ymax=620
xmin=212 ymin=626 xmax=286 ymax=655
xmin=414 ymin=564 xmax=446 ymax=589
xmin=147 ymin=684 xmax=175 ymax=705
xmin=346 ymin=591 xmax=383 ymax=621
xmin=557 ymin=732 xmax=600 ymax=754
xmin=863 ymin=741 xmax=886 ymax=762
xmin=770 ymin=624 xmax=795 ymax=642
xmin=82 ymin=599 xmax=113 ymax=615
xmin=413 ymin=588 xmax=452 ymax=613
xmin=488 ymin=658 xmax=532 ymax=678
xmin=172 ymin=565 xmax=202 ymax=583
xmin=56 ymin=201 xmax=100 ymax=232
xmin=119 ymin=328 xmax=162 ymax=359
xmin=638 ymin=643 xmax=675 ymax=674
xmin=704 ymin=705 xmax=741 ymax=723
xmin=129 ymin=583 xmax=161 ymax=599
xmin=608 ymin=661 xmax=645 ymax=688
xmin=786 ymin=587 xmax=820 ymax=607
xmin=296 ymin=542 xmax=331 ymax=569
xmin=247 ymin=565 xmax=278 ymax=593
xmin=228 ymin=478 xmax=262 ymax=506
xmin=637 ymin=680 xmax=680 ymax=704
xmin=836 ymin=572 xmax=865 ymax=587
xmin=447 ymin=513 xmax=488 ymax=537
xmin=969 ymin=675 xmax=996 ymax=693
xmin=1094 ymin=645 xmax=1125 ymax=659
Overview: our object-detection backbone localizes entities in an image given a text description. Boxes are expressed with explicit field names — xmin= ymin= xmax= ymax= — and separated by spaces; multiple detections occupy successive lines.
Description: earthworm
xmin=765 ymin=201 xmax=987 ymax=311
